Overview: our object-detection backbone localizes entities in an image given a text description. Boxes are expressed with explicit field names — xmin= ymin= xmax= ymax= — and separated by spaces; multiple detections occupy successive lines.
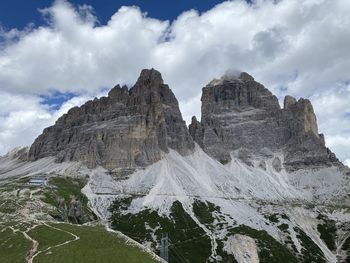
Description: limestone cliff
xmin=189 ymin=72 xmax=338 ymax=170
xmin=29 ymin=69 xmax=194 ymax=176
xmin=29 ymin=69 xmax=340 ymax=173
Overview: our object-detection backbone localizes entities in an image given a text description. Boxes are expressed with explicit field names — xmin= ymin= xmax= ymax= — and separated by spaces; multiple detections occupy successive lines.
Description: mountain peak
xmin=29 ymin=69 xmax=339 ymax=173
xmin=239 ymin=72 xmax=254 ymax=82
xmin=192 ymin=72 xmax=337 ymax=170
xmin=284 ymin=95 xmax=297 ymax=109
xmin=134 ymin=68 xmax=164 ymax=88
xmin=108 ymin=84 xmax=128 ymax=98
xmin=29 ymin=69 xmax=194 ymax=173
xmin=207 ymin=71 xmax=255 ymax=87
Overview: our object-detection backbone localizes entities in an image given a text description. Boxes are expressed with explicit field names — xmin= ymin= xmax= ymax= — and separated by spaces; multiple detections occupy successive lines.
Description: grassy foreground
xmin=0 ymin=223 xmax=158 ymax=263
xmin=32 ymin=223 xmax=158 ymax=263
xmin=0 ymin=226 xmax=32 ymax=263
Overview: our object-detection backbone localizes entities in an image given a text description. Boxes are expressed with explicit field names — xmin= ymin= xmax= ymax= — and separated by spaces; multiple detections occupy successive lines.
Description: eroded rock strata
xmin=30 ymin=69 xmax=340 ymax=174
xmin=189 ymin=72 xmax=338 ymax=170
xmin=29 ymin=69 xmax=194 ymax=175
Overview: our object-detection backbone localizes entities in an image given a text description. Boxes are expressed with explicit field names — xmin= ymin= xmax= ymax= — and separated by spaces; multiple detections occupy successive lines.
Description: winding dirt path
xmin=2 ymin=224 xmax=39 ymax=263
xmin=30 ymin=222 xmax=80 ymax=262
xmin=23 ymin=231 xmax=39 ymax=263
xmin=21 ymin=224 xmax=40 ymax=263
xmin=3 ymin=222 xmax=80 ymax=263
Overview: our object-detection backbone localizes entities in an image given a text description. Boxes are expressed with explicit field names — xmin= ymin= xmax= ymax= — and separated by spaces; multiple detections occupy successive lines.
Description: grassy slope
xmin=110 ymin=199 xmax=212 ymax=263
xmin=3 ymin=174 xmax=345 ymax=263
xmin=110 ymin=198 xmax=308 ymax=263
xmin=42 ymin=176 xmax=97 ymax=223
xmin=294 ymin=226 xmax=327 ymax=263
xmin=193 ymin=201 xmax=298 ymax=263
xmin=43 ymin=177 xmax=87 ymax=205
xmin=0 ymin=227 xmax=31 ymax=263
xmin=32 ymin=224 xmax=157 ymax=263
xmin=316 ymin=214 xmax=337 ymax=251
xmin=28 ymin=224 xmax=74 ymax=251
xmin=0 ymin=175 xmax=158 ymax=263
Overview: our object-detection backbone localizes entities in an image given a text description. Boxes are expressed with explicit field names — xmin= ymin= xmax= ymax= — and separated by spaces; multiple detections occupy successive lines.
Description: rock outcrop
xmin=29 ymin=69 xmax=194 ymax=176
xmin=29 ymin=69 xmax=340 ymax=173
xmin=189 ymin=72 xmax=338 ymax=170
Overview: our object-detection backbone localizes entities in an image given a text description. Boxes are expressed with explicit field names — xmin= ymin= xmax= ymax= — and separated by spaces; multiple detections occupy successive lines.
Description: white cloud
xmin=0 ymin=90 xmax=97 ymax=155
xmin=0 ymin=0 xmax=349 ymax=163
xmin=345 ymin=159 xmax=350 ymax=168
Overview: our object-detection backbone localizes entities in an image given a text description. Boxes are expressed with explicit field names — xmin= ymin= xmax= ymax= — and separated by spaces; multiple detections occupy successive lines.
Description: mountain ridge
xmin=1 ymin=68 xmax=350 ymax=263
xmin=28 ymin=68 xmax=194 ymax=176
xmin=189 ymin=71 xmax=339 ymax=171
xmin=28 ymin=69 xmax=343 ymax=172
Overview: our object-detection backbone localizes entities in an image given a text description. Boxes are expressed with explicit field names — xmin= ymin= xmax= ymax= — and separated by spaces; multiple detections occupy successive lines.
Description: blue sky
xmin=0 ymin=0 xmax=234 ymax=29
xmin=0 ymin=0 xmax=349 ymax=166
xmin=0 ymin=0 xmax=230 ymax=109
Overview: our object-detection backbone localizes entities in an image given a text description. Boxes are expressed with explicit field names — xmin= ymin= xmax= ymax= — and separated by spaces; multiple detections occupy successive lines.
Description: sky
xmin=0 ymin=0 xmax=349 ymax=167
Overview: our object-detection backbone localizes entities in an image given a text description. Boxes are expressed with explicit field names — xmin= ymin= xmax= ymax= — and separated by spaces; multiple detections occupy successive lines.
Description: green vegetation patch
xmin=265 ymin=213 xmax=280 ymax=223
xmin=0 ymin=176 xmax=29 ymax=193
xmin=110 ymin=198 xmax=304 ymax=263
xmin=277 ymin=223 xmax=289 ymax=232
xmin=316 ymin=214 xmax=337 ymax=251
xmin=41 ymin=176 xmax=96 ymax=223
xmin=219 ymin=159 xmax=230 ymax=165
xmin=192 ymin=199 xmax=219 ymax=225
xmin=294 ymin=227 xmax=326 ymax=263
xmin=28 ymin=224 xmax=74 ymax=251
xmin=281 ymin=214 xmax=290 ymax=220
xmin=341 ymin=235 xmax=350 ymax=262
xmin=215 ymin=239 xmax=238 ymax=263
xmin=285 ymin=235 xmax=298 ymax=254
xmin=0 ymin=199 xmax=17 ymax=214
xmin=0 ymin=226 xmax=31 ymax=263
xmin=192 ymin=200 xmax=238 ymax=262
xmin=42 ymin=176 xmax=87 ymax=206
xmin=110 ymin=198 xmax=212 ymax=263
xmin=33 ymin=223 xmax=157 ymax=263
xmin=46 ymin=177 xmax=86 ymax=202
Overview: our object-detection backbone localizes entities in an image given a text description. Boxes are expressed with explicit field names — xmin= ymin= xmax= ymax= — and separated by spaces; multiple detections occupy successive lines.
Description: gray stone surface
xmin=28 ymin=69 xmax=343 ymax=173
xmin=189 ymin=72 xmax=339 ymax=170
xmin=29 ymin=69 xmax=194 ymax=175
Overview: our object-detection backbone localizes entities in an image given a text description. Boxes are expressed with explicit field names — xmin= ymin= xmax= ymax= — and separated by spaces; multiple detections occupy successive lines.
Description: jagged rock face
xmin=29 ymin=69 xmax=194 ymax=175
xmin=189 ymin=72 xmax=337 ymax=170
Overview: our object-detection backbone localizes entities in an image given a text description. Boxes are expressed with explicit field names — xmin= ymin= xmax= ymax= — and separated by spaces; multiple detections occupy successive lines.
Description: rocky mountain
xmin=29 ymin=69 xmax=194 ymax=177
xmin=1 ymin=69 xmax=350 ymax=263
xmin=189 ymin=72 xmax=338 ymax=171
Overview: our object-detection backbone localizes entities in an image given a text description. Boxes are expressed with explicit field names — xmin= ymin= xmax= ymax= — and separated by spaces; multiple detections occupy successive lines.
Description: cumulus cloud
xmin=345 ymin=159 xmax=350 ymax=168
xmin=0 ymin=0 xmax=349 ymax=163
xmin=0 ymin=90 xmax=96 ymax=154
